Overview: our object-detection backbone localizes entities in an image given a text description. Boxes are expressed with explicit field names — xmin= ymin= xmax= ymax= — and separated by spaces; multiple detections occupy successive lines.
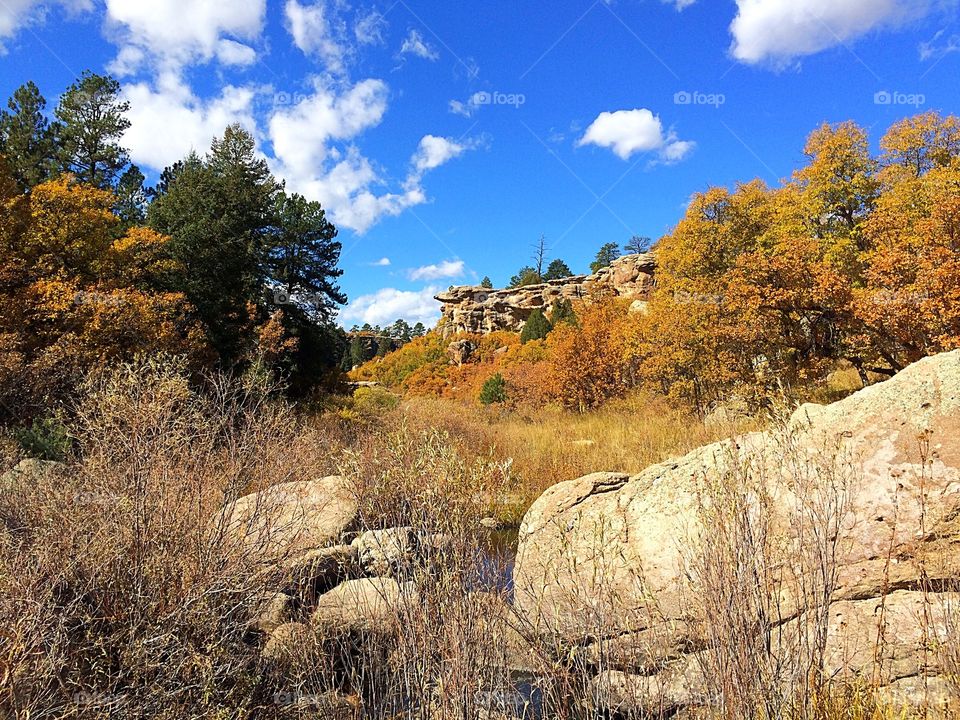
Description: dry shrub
xmin=0 ymin=356 xmax=343 ymax=719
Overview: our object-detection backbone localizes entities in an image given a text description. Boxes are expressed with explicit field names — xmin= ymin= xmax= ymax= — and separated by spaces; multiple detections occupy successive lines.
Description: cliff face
xmin=435 ymin=253 xmax=656 ymax=335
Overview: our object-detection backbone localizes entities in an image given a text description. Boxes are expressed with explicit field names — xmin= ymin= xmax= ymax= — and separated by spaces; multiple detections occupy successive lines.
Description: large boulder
xmin=514 ymin=350 xmax=960 ymax=710
xmin=311 ymin=577 xmax=414 ymax=635
xmin=218 ymin=476 xmax=358 ymax=562
xmin=351 ymin=527 xmax=418 ymax=577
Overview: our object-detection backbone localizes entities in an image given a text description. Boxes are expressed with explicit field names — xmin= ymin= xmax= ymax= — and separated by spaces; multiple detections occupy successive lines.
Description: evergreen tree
xmin=348 ymin=335 xmax=366 ymax=367
xmin=549 ymin=298 xmax=577 ymax=326
xmin=480 ymin=276 xmax=493 ymax=289
xmin=479 ymin=373 xmax=507 ymax=405
xmin=268 ymin=192 xmax=346 ymax=319
xmin=543 ymin=258 xmax=572 ymax=281
xmin=412 ymin=322 xmax=426 ymax=337
xmin=149 ymin=125 xmax=279 ymax=365
xmin=54 ymin=72 xmax=130 ymax=189
xmin=0 ymin=81 xmax=54 ymax=190
xmin=520 ymin=308 xmax=552 ymax=343
xmin=509 ymin=266 xmax=541 ymax=288
xmin=114 ymin=165 xmax=148 ymax=225
xmin=590 ymin=242 xmax=621 ymax=273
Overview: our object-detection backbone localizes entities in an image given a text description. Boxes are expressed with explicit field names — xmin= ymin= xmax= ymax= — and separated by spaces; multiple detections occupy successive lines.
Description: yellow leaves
xmin=879 ymin=111 xmax=960 ymax=184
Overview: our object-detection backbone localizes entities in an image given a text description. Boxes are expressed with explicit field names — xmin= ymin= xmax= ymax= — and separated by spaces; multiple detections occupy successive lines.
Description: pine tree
xmin=590 ymin=242 xmax=621 ymax=273
xmin=54 ymin=72 xmax=131 ymax=189
xmin=0 ymin=81 xmax=54 ymax=191
xmin=549 ymin=298 xmax=577 ymax=326
xmin=114 ymin=165 xmax=148 ymax=225
xmin=479 ymin=373 xmax=507 ymax=405
xmin=543 ymin=258 xmax=572 ymax=281
xmin=480 ymin=276 xmax=493 ymax=289
xmin=520 ymin=308 xmax=552 ymax=343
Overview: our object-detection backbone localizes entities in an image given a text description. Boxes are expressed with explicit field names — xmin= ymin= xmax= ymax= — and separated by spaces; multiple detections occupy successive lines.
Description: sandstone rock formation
xmin=435 ymin=252 xmax=655 ymax=335
xmin=513 ymin=350 xmax=960 ymax=715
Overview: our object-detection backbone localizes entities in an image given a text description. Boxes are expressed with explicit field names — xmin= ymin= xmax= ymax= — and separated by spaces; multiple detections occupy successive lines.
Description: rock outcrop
xmin=435 ymin=252 xmax=656 ymax=335
xmin=513 ymin=350 xmax=960 ymax=715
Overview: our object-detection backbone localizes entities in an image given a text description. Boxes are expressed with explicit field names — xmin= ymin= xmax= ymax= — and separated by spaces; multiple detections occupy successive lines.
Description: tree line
xmin=0 ymin=71 xmax=348 ymax=421
xmin=502 ymin=234 xmax=652 ymax=289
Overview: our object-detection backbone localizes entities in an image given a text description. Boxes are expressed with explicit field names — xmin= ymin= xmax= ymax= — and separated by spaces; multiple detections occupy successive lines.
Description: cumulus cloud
xmin=369 ymin=257 xmax=391 ymax=266
xmin=0 ymin=0 xmax=91 ymax=49
xmin=340 ymin=286 xmax=441 ymax=326
xmin=577 ymin=108 xmax=695 ymax=163
xmin=122 ymin=74 xmax=257 ymax=170
xmin=104 ymin=0 xmax=264 ymax=73
xmin=729 ymin=0 xmax=936 ymax=65
xmin=399 ymin=28 xmax=438 ymax=60
xmin=407 ymin=259 xmax=465 ymax=282
xmin=267 ymin=79 xmax=478 ymax=233
xmin=284 ymin=0 xmax=352 ymax=75
xmin=411 ymin=135 xmax=468 ymax=173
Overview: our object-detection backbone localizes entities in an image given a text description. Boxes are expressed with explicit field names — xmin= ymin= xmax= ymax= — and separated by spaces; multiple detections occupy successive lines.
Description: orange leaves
xmin=0 ymin=172 xmax=210 ymax=414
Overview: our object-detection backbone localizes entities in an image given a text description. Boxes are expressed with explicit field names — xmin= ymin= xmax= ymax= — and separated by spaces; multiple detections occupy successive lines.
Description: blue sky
xmin=2 ymin=0 xmax=959 ymax=327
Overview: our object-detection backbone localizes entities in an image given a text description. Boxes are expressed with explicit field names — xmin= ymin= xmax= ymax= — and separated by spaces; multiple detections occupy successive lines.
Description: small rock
xmin=262 ymin=622 xmax=314 ymax=664
xmin=282 ymin=544 xmax=359 ymax=597
xmin=351 ymin=527 xmax=418 ymax=577
xmin=250 ymin=592 xmax=294 ymax=633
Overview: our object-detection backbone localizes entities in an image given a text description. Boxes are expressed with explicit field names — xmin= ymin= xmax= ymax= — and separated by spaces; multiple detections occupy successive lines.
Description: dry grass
xmin=394 ymin=390 xmax=757 ymax=521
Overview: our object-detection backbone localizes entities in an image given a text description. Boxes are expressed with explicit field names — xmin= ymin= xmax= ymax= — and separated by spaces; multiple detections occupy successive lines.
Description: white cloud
xmin=216 ymin=38 xmax=257 ymax=66
xmin=412 ymin=135 xmax=467 ymax=172
xmin=399 ymin=28 xmax=438 ymax=60
xmin=0 ymin=0 xmax=91 ymax=49
xmin=407 ymin=259 xmax=465 ymax=282
xmin=369 ymin=257 xmax=391 ymax=266
xmin=122 ymin=74 xmax=257 ymax=170
xmin=104 ymin=0 xmax=265 ymax=73
xmin=577 ymin=108 xmax=695 ymax=163
xmin=354 ymin=9 xmax=386 ymax=45
xmin=920 ymin=28 xmax=960 ymax=60
xmin=664 ymin=0 xmax=697 ymax=9
xmin=269 ymin=77 xmax=388 ymax=180
xmin=340 ymin=286 xmax=441 ymax=326
xmin=730 ymin=0 xmax=936 ymax=65
xmin=284 ymin=0 xmax=351 ymax=75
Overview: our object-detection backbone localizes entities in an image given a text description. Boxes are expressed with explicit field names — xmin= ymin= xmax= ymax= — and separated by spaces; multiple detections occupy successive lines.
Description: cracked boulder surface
xmin=513 ymin=350 xmax=960 ymax=711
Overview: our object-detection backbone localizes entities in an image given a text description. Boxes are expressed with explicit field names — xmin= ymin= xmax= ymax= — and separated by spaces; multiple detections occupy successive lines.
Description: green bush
xmin=14 ymin=414 xmax=71 ymax=461
xmin=520 ymin=309 xmax=552 ymax=344
xmin=352 ymin=386 xmax=400 ymax=414
xmin=549 ymin=299 xmax=578 ymax=327
xmin=479 ymin=373 xmax=507 ymax=405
